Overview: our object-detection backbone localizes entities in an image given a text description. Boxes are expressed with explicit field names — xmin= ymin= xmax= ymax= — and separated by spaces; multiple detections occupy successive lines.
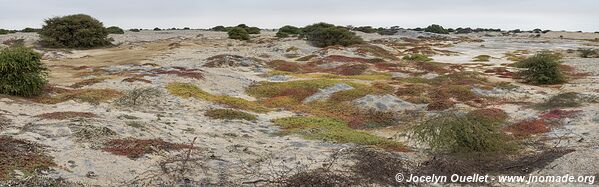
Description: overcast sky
xmin=1 ymin=0 xmax=597 ymax=31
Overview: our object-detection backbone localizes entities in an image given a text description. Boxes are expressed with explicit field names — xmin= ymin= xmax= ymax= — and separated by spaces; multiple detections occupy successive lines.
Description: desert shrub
xmin=228 ymin=27 xmax=250 ymax=41
xmin=39 ymin=14 xmax=112 ymax=48
xmin=376 ymin=28 xmax=398 ymax=35
xmin=0 ymin=46 xmax=47 ymax=97
xmin=516 ymin=53 xmax=565 ymax=84
xmin=204 ymin=109 xmax=257 ymax=121
xmin=129 ymin=28 xmax=141 ymax=32
xmin=412 ymin=113 xmax=514 ymax=153
xmin=302 ymin=23 xmax=363 ymax=47
xmin=106 ymin=26 xmax=124 ymax=34
xmin=352 ymin=26 xmax=377 ymax=33
xmin=424 ymin=24 xmax=449 ymax=34
xmin=116 ymin=87 xmax=162 ymax=106
xmin=578 ymin=48 xmax=598 ymax=58
xmin=2 ymin=38 xmax=25 ymax=47
xmin=0 ymin=29 xmax=10 ymax=35
xmin=402 ymin=54 xmax=433 ymax=62
xmin=276 ymin=25 xmax=302 ymax=38
xmin=472 ymin=55 xmax=491 ymax=62
xmin=246 ymin=27 xmax=261 ymax=34
xmin=153 ymin=27 xmax=161 ymax=31
xmin=21 ymin=27 xmax=40 ymax=33
xmin=102 ymin=138 xmax=192 ymax=159
xmin=210 ymin=26 xmax=228 ymax=32
xmin=534 ymin=92 xmax=582 ymax=110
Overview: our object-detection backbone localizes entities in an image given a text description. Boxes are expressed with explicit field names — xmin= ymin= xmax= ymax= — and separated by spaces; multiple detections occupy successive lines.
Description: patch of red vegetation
xmin=318 ymin=55 xmax=372 ymax=64
xmin=102 ymin=138 xmax=193 ymax=159
xmin=274 ymin=88 xmax=319 ymax=101
xmin=0 ymin=136 xmax=55 ymax=180
xmin=36 ymin=111 xmax=97 ymax=120
xmin=468 ymin=108 xmax=508 ymax=122
xmin=506 ymin=119 xmax=550 ymax=137
xmin=267 ymin=60 xmax=302 ymax=72
xmin=333 ymin=64 xmax=369 ymax=76
xmin=484 ymin=67 xmax=514 ymax=78
xmin=374 ymin=62 xmax=404 ymax=72
xmin=150 ymin=68 xmax=204 ymax=80
xmin=540 ymin=109 xmax=582 ymax=119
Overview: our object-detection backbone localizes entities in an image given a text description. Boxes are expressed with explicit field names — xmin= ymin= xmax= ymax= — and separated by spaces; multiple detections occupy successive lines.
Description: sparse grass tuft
xmin=36 ymin=111 xmax=97 ymax=120
xmin=533 ymin=92 xmax=582 ymax=110
xmin=402 ymin=54 xmax=433 ymax=62
xmin=102 ymin=138 xmax=193 ymax=159
xmin=204 ymin=109 xmax=257 ymax=121
xmin=167 ymin=83 xmax=269 ymax=113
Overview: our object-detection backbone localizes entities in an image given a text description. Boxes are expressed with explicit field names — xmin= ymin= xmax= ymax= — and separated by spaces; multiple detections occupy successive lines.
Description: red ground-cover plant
xmin=505 ymin=119 xmax=550 ymax=137
xmin=540 ymin=109 xmax=582 ymax=119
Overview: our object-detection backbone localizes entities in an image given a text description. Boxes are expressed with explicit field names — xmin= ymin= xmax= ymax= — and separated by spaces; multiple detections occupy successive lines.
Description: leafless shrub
xmin=116 ymin=87 xmax=161 ymax=106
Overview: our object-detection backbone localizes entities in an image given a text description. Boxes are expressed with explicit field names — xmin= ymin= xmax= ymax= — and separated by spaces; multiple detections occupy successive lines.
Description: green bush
xmin=39 ymin=14 xmax=112 ymax=48
xmin=204 ymin=109 xmax=257 ymax=121
xmin=153 ymin=27 xmax=161 ymax=31
xmin=21 ymin=28 xmax=40 ymax=33
xmin=424 ymin=24 xmax=449 ymax=34
xmin=352 ymin=26 xmax=377 ymax=33
xmin=0 ymin=46 xmax=47 ymax=97
xmin=228 ymin=27 xmax=250 ymax=41
xmin=0 ymin=29 xmax=14 ymax=35
xmin=246 ymin=27 xmax=261 ymax=34
xmin=303 ymin=23 xmax=364 ymax=47
xmin=578 ymin=48 xmax=598 ymax=58
xmin=276 ymin=25 xmax=302 ymax=38
xmin=210 ymin=26 xmax=228 ymax=32
xmin=516 ymin=53 xmax=565 ymax=84
xmin=412 ymin=113 xmax=514 ymax=153
xmin=106 ymin=26 xmax=124 ymax=34
xmin=129 ymin=28 xmax=141 ymax=32
xmin=402 ymin=54 xmax=433 ymax=62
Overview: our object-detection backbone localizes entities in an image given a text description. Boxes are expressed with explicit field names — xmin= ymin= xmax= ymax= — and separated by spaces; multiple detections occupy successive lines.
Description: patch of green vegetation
xmin=302 ymin=22 xmax=364 ymax=47
xmin=106 ymin=26 xmax=125 ymax=34
xmin=402 ymin=54 xmax=433 ymax=62
xmin=496 ymin=82 xmax=519 ymax=90
xmin=515 ymin=53 xmax=565 ymax=85
xmin=533 ymin=92 xmax=582 ymax=110
xmin=412 ymin=113 xmax=516 ymax=153
xmin=247 ymin=79 xmax=343 ymax=99
xmin=205 ymin=109 xmax=257 ymax=121
xmin=228 ymin=27 xmax=250 ymax=41
xmin=272 ymin=116 xmax=404 ymax=151
xmin=276 ymin=25 xmax=302 ymax=38
xmin=424 ymin=24 xmax=449 ymax=34
xmin=0 ymin=46 xmax=47 ymax=97
xmin=35 ymin=89 xmax=122 ymax=105
xmin=472 ymin=55 xmax=492 ymax=62
xmin=167 ymin=83 xmax=269 ymax=113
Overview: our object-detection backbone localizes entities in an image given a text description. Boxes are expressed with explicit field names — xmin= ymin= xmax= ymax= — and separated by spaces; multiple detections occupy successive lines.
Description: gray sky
xmin=1 ymin=0 xmax=598 ymax=31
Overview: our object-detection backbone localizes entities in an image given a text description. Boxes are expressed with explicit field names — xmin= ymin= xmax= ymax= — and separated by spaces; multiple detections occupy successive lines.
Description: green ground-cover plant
xmin=515 ymin=53 xmax=565 ymax=85
xmin=167 ymin=83 xmax=269 ymax=113
xmin=533 ymin=92 xmax=582 ymax=110
xmin=402 ymin=54 xmax=433 ymax=62
xmin=39 ymin=14 xmax=112 ymax=48
xmin=273 ymin=116 xmax=405 ymax=151
xmin=204 ymin=109 xmax=257 ymax=121
xmin=0 ymin=46 xmax=47 ymax=97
